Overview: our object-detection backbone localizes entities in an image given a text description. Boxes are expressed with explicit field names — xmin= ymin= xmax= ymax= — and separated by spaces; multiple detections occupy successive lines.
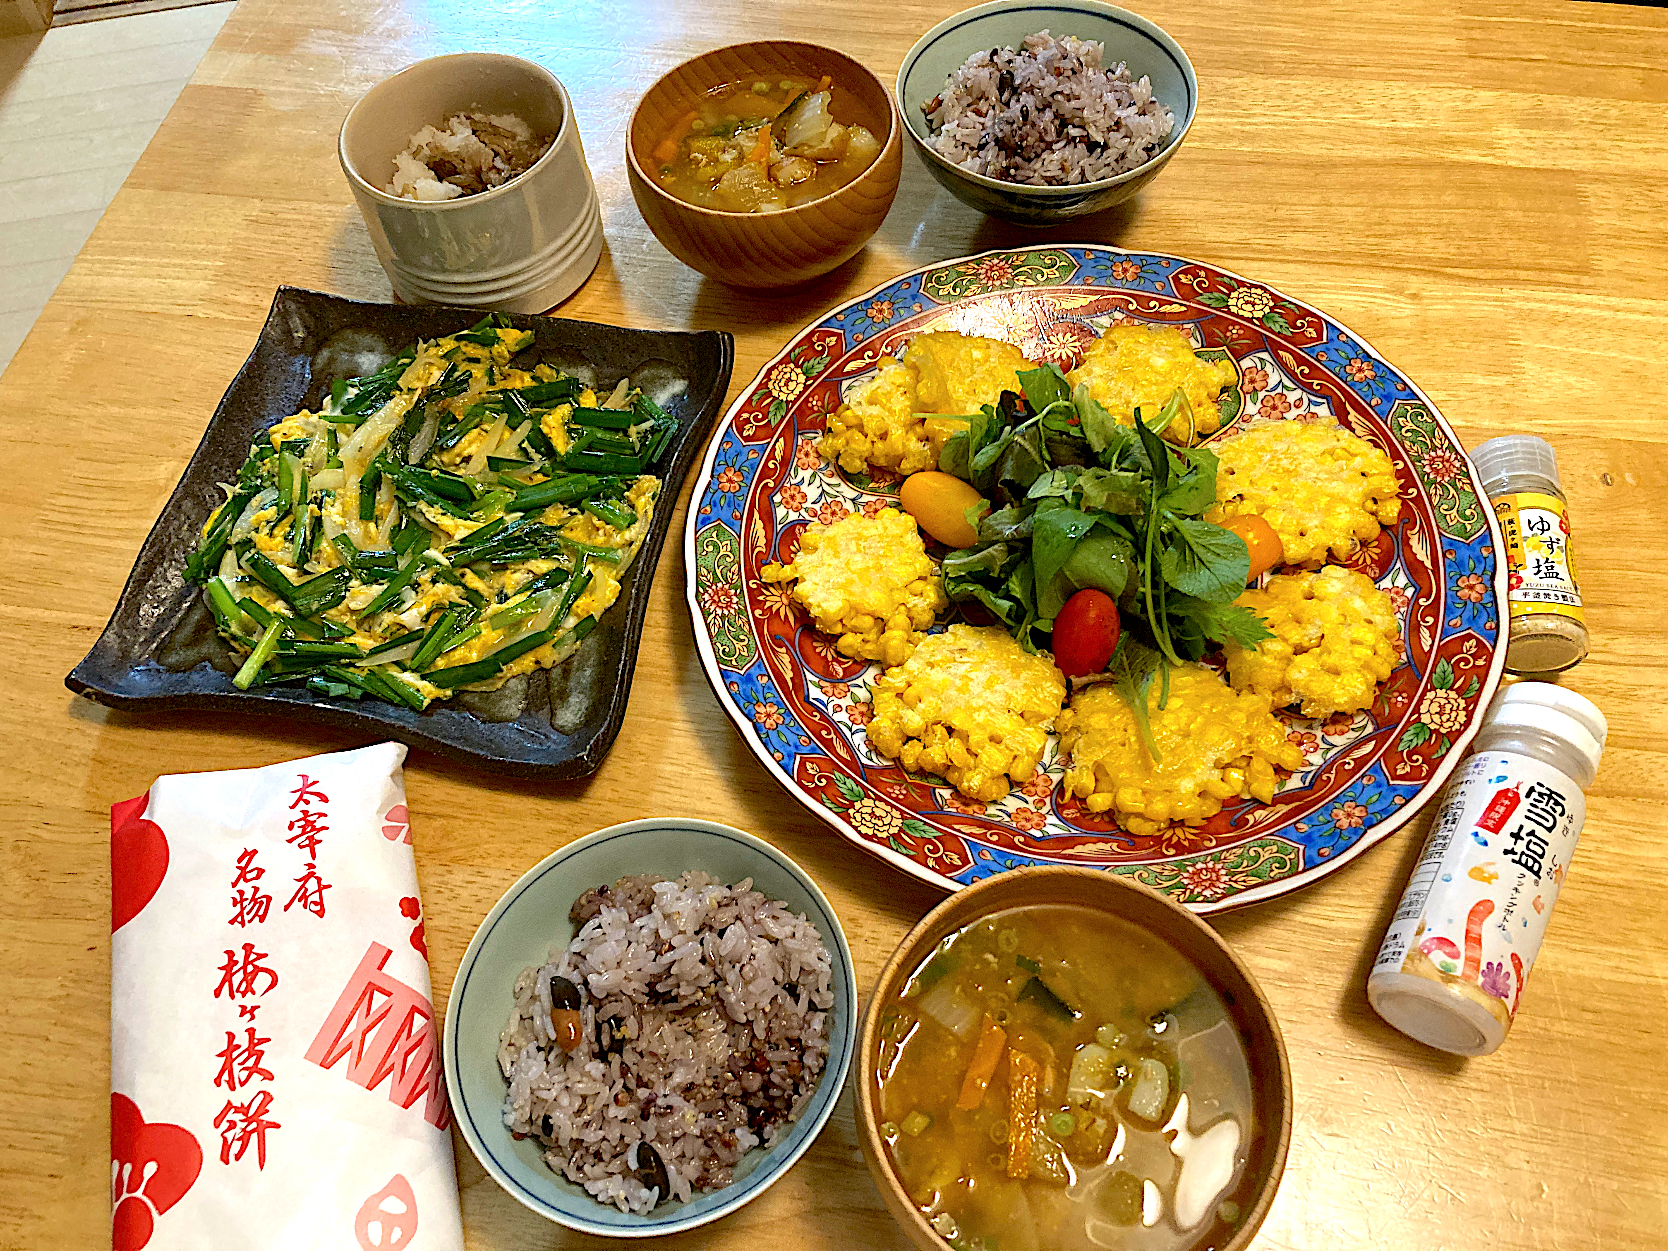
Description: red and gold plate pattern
xmin=685 ymin=247 xmax=1505 ymax=910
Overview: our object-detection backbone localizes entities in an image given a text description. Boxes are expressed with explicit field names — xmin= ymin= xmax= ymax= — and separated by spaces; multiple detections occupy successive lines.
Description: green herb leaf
xmin=1158 ymin=518 xmax=1250 ymax=603
xmin=1077 ymin=467 xmax=1146 ymax=515
xmin=942 ymin=542 xmax=1011 ymax=580
xmin=1169 ymin=596 xmax=1276 ymax=648
xmin=1032 ymin=506 xmax=1100 ymax=599
xmin=976 ymin=502 xmax=1035 ymax=543
xmin=1026 ymin=467 xmax=1082 ymax=500
xmin=1109 ymin=636 xmax=1164 ymax=763
xmin=1069 ymin=384 xmax=1122 ymax=457
xmin=1061 ymin=531 xmax=1134 ymax=600
xmin=1017 ymin=363 xmax=1072 ymax=416
xmin=1157 ymin=446 xmax=1219 ymax=516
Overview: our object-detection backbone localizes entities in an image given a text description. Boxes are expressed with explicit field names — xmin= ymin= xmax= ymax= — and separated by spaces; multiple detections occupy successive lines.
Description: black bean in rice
xmin=498 ymin=872 xmax=835 ymax=1214
xmin=922 ymin=31 xmax=1175 ymax=185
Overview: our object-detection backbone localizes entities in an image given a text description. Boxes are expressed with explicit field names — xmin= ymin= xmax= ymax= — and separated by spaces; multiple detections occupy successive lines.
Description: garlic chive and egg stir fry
xmin=186 ymin=315 xmax=677 ymax=708
xmin=767 ymin=325 xmax=1406 ymax=838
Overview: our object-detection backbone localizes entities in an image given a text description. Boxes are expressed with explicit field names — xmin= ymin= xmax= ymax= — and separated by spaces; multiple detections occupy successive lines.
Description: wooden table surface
xmin=3 ymin=0 xmax=1665 ymax=1247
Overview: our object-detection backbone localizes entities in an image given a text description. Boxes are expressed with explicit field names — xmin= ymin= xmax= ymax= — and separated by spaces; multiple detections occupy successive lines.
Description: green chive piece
xmin=410 ymin=609 xmax=462 ymax=671
xmin=583 ymin=499 xmax=636 ymax=530
xmin=510 ymin=474 xmax=603 ymax=512
xmin=425 ymin=626 xmax=555 ymax=688
xmin=206 ymin=578 xmax=251 ymax=636
xmin=359 ymin=464 xmax=382 ymax=520
xmin=360 ymin=628 xmax=426 ymax=661
xmin=234 ymin=620 xmax=284 ymax=690
xmin=358 ymin=554 xmax=427 ymax=618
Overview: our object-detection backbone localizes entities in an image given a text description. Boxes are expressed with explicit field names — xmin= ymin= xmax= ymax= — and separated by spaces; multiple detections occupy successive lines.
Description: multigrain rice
xmin=498 ymin=872 xmax=834 ymax=1214
xmin=921 ymin=31 xmax=1174 ymax=185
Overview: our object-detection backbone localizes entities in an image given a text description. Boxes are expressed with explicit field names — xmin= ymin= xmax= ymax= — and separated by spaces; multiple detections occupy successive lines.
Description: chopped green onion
xmin=358 ymin=554 xmax=428 ymax=618
xmin=583 ymin=499 xmax=636 ymax=530
xmin=901 ymin=1111 xmax=933 ymax=1138
xmin=1047 ymin=1111 xmax=1076 ymax=1138
xmin=358 ymin=463 xmax=382 ymax=520
xmin=279 ymin=640 xmax=363 ymax=659
xmin=242 ymin=550 xmax=300 ymax=602
xmin=410 ymin=609 xmax=463 ymax=671
xmin=392 ymin=518 xmax=429 ymax=558
xmin=469 ymin=488 xmax=514 ymax=518
xmin=568 ymin=407 xmax=638 ymax=430
xmin=360 ymin=628 xmax=426 ymax=661
xmin=432 ymin=622 xmax=482 ymax=660
xmin=206 ymin=578 xmax=252 ymax=636
xmin=358 ymin=667 xmax=427 ymax=710
xmin=552 ymin=569 xmax=593 ymax=624
xmin=518 ymin=378 xmax=583 ymax=405
xmin=277 ymin=453 xmax=298 ymax=511
xmin=510 ymin=474 xmax=604 ymax=512
xmin=560 ymin=539 xmax=622 ymax=564
xmin=233 ymin=620 xmax=284 ymax=690
xmin=523 ymin=422 xmax=557 ymax=459
xmin=425 ymin=625 xmax=555 ymax=688
xmin=288 ymin=567 xmax=352 ymax=617
xmin=563 ymin=450 xmax=643 ymax=475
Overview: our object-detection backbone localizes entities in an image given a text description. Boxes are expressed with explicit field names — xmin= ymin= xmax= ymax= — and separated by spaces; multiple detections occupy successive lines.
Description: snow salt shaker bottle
xmin=1470 ymin=434 xmax=1589 ymax=674
xmin=1368 ymin=681 xmax=1605 ymax=1055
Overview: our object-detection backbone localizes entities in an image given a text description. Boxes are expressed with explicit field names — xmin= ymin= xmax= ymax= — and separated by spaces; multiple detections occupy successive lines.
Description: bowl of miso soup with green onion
xmin=857 ymin=867 xmax=1291 ymax=1251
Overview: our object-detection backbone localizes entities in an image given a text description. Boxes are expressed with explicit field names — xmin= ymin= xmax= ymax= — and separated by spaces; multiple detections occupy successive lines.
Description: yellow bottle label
xmin=1494 ymin=492 xmax=1584 ymax=623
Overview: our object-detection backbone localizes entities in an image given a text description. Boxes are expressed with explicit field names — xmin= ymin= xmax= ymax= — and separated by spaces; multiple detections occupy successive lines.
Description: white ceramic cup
xmin=339 ymin=53 xmax=604 ymax=313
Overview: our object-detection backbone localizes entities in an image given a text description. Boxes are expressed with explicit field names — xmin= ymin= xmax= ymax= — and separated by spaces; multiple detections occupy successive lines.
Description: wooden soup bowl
xmin=856 ymin=866 xmax=1293 ymax=1251
xmin=627 ymin=41 xmax=903 ymax=288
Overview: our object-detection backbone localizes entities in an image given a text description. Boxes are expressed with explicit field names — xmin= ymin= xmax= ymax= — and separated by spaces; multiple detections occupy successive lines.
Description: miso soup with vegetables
xmin=876 ymin=907 xmax=1255 ymax=1251
xmin=652 ymin=76 xmax=883 ymax=212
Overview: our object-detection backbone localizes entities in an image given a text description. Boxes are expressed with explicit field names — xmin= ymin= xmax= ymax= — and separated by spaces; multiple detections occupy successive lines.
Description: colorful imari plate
xmin=684 ymin=247 xmax=1506 ymax=911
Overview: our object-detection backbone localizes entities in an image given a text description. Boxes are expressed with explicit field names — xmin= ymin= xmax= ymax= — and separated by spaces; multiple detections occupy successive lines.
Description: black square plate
xmin=66 ymin=287 xmax=733 ymax=777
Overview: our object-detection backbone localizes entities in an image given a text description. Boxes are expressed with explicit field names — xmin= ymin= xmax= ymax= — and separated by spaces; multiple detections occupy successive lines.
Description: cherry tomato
xmin=1052 ymin=589 xmax=1121 ymax=678
xmin=899 ymin=471 xmax=988 ymax=548
xmin=1223 ymin=514 xmax=1284 ymax=580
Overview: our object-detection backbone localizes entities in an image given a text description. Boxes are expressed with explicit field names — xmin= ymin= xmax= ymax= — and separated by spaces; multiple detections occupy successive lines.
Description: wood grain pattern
xmin=626 ymin=41 xmax=902 ymax=287
xmin=0 ymin=0 xmax=1664 ymax=1248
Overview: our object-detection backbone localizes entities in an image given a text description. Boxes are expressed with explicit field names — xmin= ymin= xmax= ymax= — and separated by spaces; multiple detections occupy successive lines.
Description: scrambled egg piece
xmin=902 ymin=331 xmax=1041 ymax=416
xmin=1207 ymin=420 xmax=1402 ymax=565
xmin=1225 ymin=566 xmax=1401 ymax=718
xmin=818 ymin=361 xmax=933 ymax=475
xmin=1066 ymin=324 xmax=1238 ymax=443
xmin=762 ymin=509 xmax=946 ymax=665
xmin=1058 ymin=666 xmax=1304 ymax=836
xmin=866 ymin=623 xmax=1066 ymax=802
xmin=426 ymin=477 xmax=659 ymax=682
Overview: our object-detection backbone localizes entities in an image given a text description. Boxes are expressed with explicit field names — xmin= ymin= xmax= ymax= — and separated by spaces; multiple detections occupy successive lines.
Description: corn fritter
xmin=1065 ymin=324 xmax=1238 ymax=443
xmin=1207 ymin=420 xmax=1402 ymax=565
xmin=866 ymin=623 xmax=1067 ymax=802
xmin=762 ymin=509 xmax=947 ymax=665
xmin=902 ymin=331 xmax=1042 ymax=417
xmin=1058 ymin=666 xmax=1305 ymax=836
xmin=818 ymin=360 xmax=936 ymax=476
xmin=1225 ymin=566 xmax=1401 ymax=717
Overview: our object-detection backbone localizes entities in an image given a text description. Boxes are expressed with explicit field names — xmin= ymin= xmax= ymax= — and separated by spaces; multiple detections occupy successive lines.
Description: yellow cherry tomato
xmin=1223 ymin=513 xmax=1284 ymax=580
xmin=898 ymin=471 xmax=988 ymax=548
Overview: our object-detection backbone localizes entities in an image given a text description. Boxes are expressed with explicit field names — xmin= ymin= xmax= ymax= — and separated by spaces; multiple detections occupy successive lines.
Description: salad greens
xmin=936 ymin=363 xmax=1272 ymax=728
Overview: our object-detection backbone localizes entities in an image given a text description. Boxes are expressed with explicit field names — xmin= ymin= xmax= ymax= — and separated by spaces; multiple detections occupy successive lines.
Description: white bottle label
xmin=1373 ymin=752 xmax=1584 ymax=1025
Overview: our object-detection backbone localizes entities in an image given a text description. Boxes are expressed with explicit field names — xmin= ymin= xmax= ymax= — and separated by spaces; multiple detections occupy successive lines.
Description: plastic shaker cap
xmin=1483 ymin=681 xmax=1605 ymax=785
xmin=1368 ymin=974 xmax=1506 ymax=1056
xmin=1470 ymin=435 xmax=1561 ymax=497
